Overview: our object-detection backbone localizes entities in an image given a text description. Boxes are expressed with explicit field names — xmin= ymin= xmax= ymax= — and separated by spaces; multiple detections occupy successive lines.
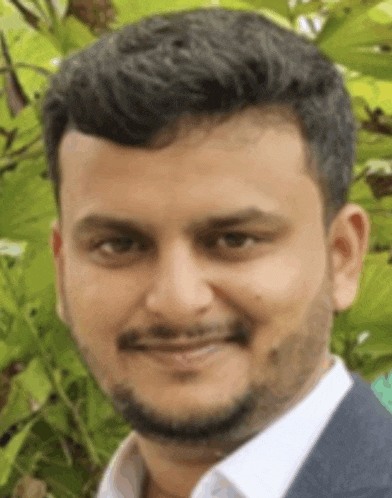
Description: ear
xmin=50 ymin=219 xmax=68 ymax=325
xmin=328 ymin=204 xmax=370 ymax=312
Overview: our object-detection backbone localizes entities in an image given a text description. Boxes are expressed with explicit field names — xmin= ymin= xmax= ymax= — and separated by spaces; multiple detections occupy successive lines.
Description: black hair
xmin=41 ymin=6 xmax=355 ymax=231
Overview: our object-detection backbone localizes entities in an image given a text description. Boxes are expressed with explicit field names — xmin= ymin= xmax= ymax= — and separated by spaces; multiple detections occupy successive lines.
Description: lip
xmin=138 ymin=341 xmax=233 ymax=370
xmin=133 ymin=338 xmax=231 ymax=352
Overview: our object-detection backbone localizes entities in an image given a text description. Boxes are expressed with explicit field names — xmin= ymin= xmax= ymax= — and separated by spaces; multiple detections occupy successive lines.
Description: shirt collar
xmin=101 ymin=355 xmax=354 ymax=498
xmin=191 ymin=355 xmax=354 ymax=498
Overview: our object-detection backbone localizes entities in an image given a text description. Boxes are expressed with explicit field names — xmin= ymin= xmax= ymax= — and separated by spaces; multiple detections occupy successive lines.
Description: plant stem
xmin=0 ymin=258 xmax=101 ymax=466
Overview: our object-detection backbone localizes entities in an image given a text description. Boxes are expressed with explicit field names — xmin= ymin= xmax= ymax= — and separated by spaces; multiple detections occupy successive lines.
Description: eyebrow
xmin=72 ymin=207 xmax=291 ymax=240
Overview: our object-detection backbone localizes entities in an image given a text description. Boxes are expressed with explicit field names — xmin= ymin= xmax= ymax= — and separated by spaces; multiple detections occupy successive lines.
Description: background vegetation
xmin=1 ymin=0 xmax=392 ymax=495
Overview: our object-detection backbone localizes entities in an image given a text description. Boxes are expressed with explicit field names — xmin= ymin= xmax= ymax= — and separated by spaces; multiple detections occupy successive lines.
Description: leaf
xmin=41 ymin=324 xmax=89 ymax=384
xmin=243 ymin=0 xmax=290 ymax=19
xmin=23 ymin=245 xmax=54 ymax=299
xmin=3 ymin=107 xmax=40 ymax=154
xmin=16 ymin=357 xmax=53 ymax=408
xmin=85 ymin=376 xmax=115 ymax=433
xmin=0 ymin=340 xmax=21 ymax=372
xmin=41 ymin=396 xmax=70 ymax=435
xmin=59 ymin=15 xmax=96 ymax=55
xmin=4 ymin=29 xmax=60 ymax=101
xmin=0 ymin=418 xmax=36 ymax=488
xmin=356 ymin=130 xmax=392 ymax=163
xmin=0 ymin=161 xmax=56 ymax=247
xmin=112 ymin=0 xmax=210 ymax=26
xmin=316 ymin=0 xmax=386 ymax=47
xmin=347 ymin=75 xmax=392 ymax=116
xmin=326 ymin=48 xmax=392 ymax=80
xmin=0 ymin=259 xmax=19 ymax=315
xmin=256 ymin=7 xmax=294 ymax=30
xmin=39 ymin=460 xmax=88 ymax=498
xmin=353 ymin=253 xmax=392 ymax=318
xmin=367 ymin=210 xmax=392 ymax=249
xmin=332 ymin=252 xmax=392 ymax=365
xmin=0 ymin=0 xmax=32 ymax=33
xmin=291 ymin=0 xmax=323 ymax=18
xmin=0 ymin=381 xmax=33 ymax=442
xmin=321 ymin=2 xmax=392 ymax=51
xmin=0 ymin=86 xmax=14 ymax=131
xmin=351 ymin=96 xmax=371 ymax=121
xmin=362 ymin=353 xmax=392 ymax=382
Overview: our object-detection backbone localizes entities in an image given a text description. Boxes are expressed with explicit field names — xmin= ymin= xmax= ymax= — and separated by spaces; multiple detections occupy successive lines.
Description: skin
xmin=50 ymin=107 xmax=370 ymax=498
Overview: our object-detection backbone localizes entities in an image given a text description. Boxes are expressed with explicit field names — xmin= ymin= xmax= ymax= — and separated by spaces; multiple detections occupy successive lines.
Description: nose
xmin=145 ymin=241 xmax=214 ymax=325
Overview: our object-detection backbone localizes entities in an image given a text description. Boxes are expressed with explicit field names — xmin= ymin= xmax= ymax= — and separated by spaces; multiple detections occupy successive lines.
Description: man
xmin=41 ymin=6 xmax=392 ymax=498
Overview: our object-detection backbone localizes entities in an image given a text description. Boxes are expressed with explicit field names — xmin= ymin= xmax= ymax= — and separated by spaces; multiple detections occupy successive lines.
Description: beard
xmin=58 ymin=259 xmax=335 ymax=453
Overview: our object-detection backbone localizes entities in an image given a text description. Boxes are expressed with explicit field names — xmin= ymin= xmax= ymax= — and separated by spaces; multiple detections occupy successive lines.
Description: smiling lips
xmin=132 ymin=336 xmax=234 ymax=352
xmin=136 ymin=341 xmax=231 ymax=370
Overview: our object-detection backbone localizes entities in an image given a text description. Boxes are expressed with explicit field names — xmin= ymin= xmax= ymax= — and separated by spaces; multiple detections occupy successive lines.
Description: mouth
xmin=132 ymin=337 xmax=238 ymax=353
xmin=133 ymin=338 xmax=240 ymax=370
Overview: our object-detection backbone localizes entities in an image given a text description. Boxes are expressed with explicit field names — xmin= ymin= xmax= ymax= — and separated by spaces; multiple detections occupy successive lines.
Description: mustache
xmin=117 ymin=318 xmax=251 ymax=351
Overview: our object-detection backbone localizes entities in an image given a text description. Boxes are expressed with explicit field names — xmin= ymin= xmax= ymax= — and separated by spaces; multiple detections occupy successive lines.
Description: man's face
xmin=51 ymin=108 xmax=356 ymax=452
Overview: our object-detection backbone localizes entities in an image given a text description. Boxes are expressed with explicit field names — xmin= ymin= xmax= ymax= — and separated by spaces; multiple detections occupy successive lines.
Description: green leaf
xmin=356 ymin=130 xmax=392 ymax=162
xmin=256 ymin=7 xmax=294 ymax=29
xmin=0 ymin=0 xmax=32 ymax=33
xmin=324 ymin=48 xmax=392 ymax=80
xmin=24 ymin=245 xmax=54 ymax=298
xmin=0 ymin=380 xmax=33 ymax=442
xmin=0 ymin=89 xmax=14 ymax=131
xmin=0 ymin=161 xmax=56 ymax=247
xmin=362 ymin=353 xmax=392 ymax=382
xmin=59 ymin=15 xmax=96 ymax=55
xmin=320 ymin=1 xmax=392 ymax=52
xmin=243 ymin=0 xmax=290 ymax=19
xmin=42 ymin=324 xmax=89 ymax=384
xmin=0 ymin=259 xmax=19 ymax=315
xmin=351 ymin=96 xmax=371 ymax=121
xmin=367 ymin=210 xmax=392 ymax=249
xmin=85 ymin=376 xmax=115 ymax=432
xmin=42 ymin=401 xmax=71 ymax=435
xmin=16 ymin=356 xmax=53 ymax=407
xmin=347 ymin=76 xmax=380 ymax=112
xmin=0 ymin=340 xmax=21 ymax=372
xmin=347 ymin=252 xmax=392 ymax=332
xmin=39 ymin=460 xmax=88 ymax=498
xmin=0 ymin=418 xmax=37 ymax=487
xmin=91 ymin=416 xmax=131 ymax=461
xmin=4 ymin=29 xmax=60 ymax=101
xmin=332 ymin=252 xmax=392 ymax=365
xmin=112 ymin=0 xmax=210 ymax=26
xmin=368 ymin=0 xmax=392 ymax=24
xmin=291 ymin=0 xmax=323 ymax=18
xmin=3 ymin=107 xmax=40 ymax=154
xmin=316 ymin=0 xmax=385 ymax=47
xmin=1 ymin=313 xmax=40 ymax=370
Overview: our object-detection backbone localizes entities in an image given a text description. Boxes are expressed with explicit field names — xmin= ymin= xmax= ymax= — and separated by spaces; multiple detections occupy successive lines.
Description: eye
xmin=218 ymin=233 xmax=256 ymax=248
xmin=205 ymin=232 xmax=269 ymax=250
xmin=93 ymin=237 xmax=149 ymax=256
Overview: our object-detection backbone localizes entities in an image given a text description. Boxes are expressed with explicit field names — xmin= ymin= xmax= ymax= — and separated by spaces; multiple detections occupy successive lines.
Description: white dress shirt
xmin=97 ymin=354 xmax=354 ymax=498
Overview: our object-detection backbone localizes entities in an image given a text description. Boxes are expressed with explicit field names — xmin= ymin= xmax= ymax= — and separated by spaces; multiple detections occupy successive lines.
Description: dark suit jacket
xmin=285 ymin=373 xmax=392 ymax=498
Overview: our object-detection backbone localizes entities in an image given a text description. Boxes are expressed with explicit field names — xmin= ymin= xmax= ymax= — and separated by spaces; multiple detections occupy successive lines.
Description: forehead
xmin=58 ymin=107 xmax=322 ymax=230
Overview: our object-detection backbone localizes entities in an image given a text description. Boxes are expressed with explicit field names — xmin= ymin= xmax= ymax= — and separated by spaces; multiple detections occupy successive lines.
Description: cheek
xmin=230 ymin=253 xmax=326 ymax=320
xmin=66 ymin=256 xmax=133 ymax=309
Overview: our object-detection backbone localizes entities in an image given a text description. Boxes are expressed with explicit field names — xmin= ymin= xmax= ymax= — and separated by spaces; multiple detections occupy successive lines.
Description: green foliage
xmin=1 ymin=0 xmax=392 ymax=496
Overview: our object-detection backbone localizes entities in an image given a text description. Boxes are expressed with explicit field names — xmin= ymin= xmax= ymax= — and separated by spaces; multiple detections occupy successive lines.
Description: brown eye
xmin=94 ymin=237 xmax=148 ymax=256
xmin=204 ymin=232 xmax=269 ymax=251
xmin=217 ymin=233 xmax=256 ymax=248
